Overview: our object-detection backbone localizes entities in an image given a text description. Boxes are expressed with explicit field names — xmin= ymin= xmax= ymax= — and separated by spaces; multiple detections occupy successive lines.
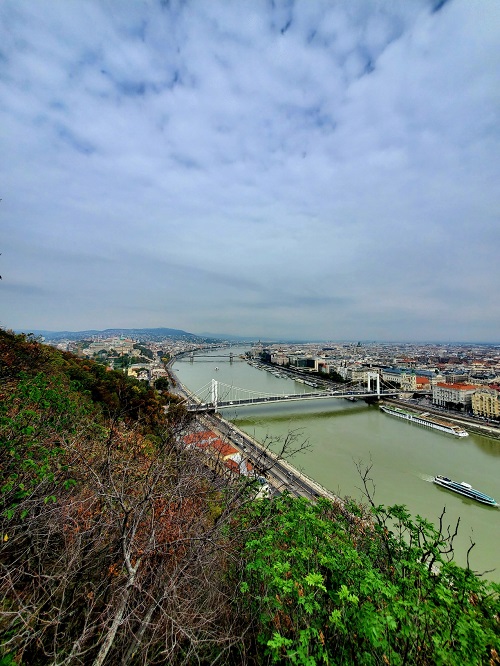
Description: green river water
xmin=173 ymin=346 xmax=500 ymax=580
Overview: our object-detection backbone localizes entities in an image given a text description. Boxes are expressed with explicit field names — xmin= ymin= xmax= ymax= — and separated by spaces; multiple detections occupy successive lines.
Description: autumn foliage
xmin=0 ymin=330 xmax=250 ymax=664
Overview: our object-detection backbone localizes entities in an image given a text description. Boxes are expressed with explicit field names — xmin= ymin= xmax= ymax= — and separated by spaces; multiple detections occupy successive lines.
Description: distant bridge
xmin=185 ymin=374 xmax=398 ymax=412
xmin=178 ymin=351 xmax=240 ymax=361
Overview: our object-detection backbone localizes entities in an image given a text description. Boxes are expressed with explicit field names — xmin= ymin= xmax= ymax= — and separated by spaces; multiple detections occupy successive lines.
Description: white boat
xmin=380 ymin=404 xmax=468 ymax=437
xmin=433 ymin=475 xmax=497 ymax=506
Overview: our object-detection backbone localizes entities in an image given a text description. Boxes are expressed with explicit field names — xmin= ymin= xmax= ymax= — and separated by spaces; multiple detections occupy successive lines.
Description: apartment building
xmin=472 ymin=387 xmax=500 ymax=419
xmin=288 ymin=356 xmax=318 ymax=371
xmin=270 ymin=352 xmax=289 ymax=366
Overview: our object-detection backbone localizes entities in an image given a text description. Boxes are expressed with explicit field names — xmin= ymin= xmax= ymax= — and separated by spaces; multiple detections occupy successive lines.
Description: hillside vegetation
xmin=1 ymin=330 xmax=499 ymax=665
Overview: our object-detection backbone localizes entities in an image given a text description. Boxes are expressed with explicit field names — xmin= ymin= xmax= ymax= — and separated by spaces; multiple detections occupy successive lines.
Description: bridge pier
xmin=366 ymin=372 xmax=380 ymax=397
xmin=211 ymin=379 xmax=218 ymax=412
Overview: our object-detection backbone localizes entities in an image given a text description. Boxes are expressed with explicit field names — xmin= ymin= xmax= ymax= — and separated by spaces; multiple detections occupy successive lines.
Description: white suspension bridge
xmin=184 ymin=373 xmax=399 ymax=412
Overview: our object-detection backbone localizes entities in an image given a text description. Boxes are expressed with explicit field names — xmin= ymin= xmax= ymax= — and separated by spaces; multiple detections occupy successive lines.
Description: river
xmin=172 ymin=346 xmax=500 ymax=580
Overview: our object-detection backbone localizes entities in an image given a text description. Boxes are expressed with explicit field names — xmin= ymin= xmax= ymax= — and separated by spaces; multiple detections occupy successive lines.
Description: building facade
xmin=432 ymin=383 xmax=478 ymax=411
xmin=471 ymin=387 xmax=500 ymax=419
xmin=381 ymin=368 xmax=417 ymax=391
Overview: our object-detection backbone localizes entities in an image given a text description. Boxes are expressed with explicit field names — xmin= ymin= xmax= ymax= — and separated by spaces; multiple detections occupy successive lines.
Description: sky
xmin=1 ymin=0 xmax=499 ymax=342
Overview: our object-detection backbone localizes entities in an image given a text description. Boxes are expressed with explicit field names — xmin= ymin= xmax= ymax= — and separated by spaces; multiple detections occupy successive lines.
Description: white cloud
xmin=0 ymin=0 xmax=499 ymax=340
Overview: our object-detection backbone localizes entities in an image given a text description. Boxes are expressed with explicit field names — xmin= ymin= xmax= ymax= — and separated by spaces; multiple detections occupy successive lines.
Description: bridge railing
xmin=187 ymin=390 xmax=399 ymax=412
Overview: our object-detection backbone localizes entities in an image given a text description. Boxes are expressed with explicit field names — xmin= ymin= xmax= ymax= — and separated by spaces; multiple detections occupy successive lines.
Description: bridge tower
xmin=211 ymin=379 xmax=218 ymax=411
xmin=189 ymin=352 xmax=194 ymax=363
xmin=366 ymin=372 xmax=380 ymax=397
xmin=229 ymin=352 xmax=233 ymax=363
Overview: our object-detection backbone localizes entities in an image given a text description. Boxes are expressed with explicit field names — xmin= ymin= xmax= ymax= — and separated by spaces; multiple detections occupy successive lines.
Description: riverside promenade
xmin=197 ymin=408 xmax=342 ymax=503
xmin=384 ymin=398 xmax=500 ymax=440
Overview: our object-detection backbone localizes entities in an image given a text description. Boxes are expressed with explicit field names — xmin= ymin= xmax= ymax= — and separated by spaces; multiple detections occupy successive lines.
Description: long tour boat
xmin=379 ymin=404 xmax=468 ymax=437
xmin=433 ymin=475 xmax=497 ymax=506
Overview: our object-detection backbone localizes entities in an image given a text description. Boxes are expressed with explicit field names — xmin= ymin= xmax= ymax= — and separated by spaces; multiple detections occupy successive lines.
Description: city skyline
xmin=13 ymin=326 xmax=500 ymax=347
xmin=1 ymin=1 xmax=499 ymax=342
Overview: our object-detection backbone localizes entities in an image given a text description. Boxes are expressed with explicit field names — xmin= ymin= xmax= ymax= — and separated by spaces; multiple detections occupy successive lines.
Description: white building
xmin=432 ymin=382 xmax=478 ymax=410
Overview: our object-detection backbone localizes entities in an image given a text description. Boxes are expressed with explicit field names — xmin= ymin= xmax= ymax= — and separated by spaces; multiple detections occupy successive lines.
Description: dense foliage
xmin=1 ymin=330 xmax=499 ymax=665
xmin=0 ymin=330 xmax=177 ymax=431
xmin=232 ymin=495 xmax=500 ymax=665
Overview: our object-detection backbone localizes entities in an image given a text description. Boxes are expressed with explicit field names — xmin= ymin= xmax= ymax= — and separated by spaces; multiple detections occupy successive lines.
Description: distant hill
xmin=18 ymin=327 xmax=219 ymax=342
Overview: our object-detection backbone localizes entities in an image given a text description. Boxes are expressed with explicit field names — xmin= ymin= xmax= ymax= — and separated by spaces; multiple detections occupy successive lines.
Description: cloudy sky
xmin=1 ymin=0 xmax=499 ymax=342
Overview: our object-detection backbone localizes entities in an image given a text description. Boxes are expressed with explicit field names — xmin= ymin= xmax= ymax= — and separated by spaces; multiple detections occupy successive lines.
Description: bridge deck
xmin=187 ymin=390 xmax=397 ymax=411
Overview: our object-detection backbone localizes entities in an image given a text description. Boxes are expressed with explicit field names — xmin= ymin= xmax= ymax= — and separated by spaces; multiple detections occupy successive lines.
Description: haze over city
xmin=1 ymin=0 xmax=499 ymax=342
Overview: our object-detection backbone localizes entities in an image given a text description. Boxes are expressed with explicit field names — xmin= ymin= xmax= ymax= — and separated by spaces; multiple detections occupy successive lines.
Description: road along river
xmin=172 ymin=346 xmax=500 ymax=580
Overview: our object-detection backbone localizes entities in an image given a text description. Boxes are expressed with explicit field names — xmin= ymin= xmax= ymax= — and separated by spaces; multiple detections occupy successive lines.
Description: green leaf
xmin=304 ymin=572 xmax=326 ymax=591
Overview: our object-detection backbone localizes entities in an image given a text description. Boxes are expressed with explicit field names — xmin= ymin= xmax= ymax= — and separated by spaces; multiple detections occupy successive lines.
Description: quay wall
xmin=382 ymin=398 xmax=500 ymax=441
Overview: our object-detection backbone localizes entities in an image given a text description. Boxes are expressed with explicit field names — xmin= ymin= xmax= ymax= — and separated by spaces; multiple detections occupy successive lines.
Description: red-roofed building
xmin=223 ymin=451 xmax=254 ymax=476
xmin=213 ymin=441 xmax=239 ymax=458
xmin=224 ymin=459 xmax=241 ymax=475
xmin=416 ymin=376 xmax=430 ymax=390
xmin=432 ymin=382 xmax=479 ymax=411
xmin=183 ymin=430 xmax=219 ymax=450
xmin=183 ymin=430 xmax=255 ymax=478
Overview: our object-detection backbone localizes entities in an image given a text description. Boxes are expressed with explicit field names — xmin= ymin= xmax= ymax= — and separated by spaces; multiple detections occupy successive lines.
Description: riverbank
xmin=383 ymin=397 xmax=500 ymax=441
xmin=192 ymin=408 xmax=342 ymax=504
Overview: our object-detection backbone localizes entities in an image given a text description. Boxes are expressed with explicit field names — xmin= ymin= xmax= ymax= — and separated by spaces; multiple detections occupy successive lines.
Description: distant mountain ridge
xmin=18 ymin=327 xmax=218 ymax=342
xmin=16 ymin=327 xmax=333 ymax=344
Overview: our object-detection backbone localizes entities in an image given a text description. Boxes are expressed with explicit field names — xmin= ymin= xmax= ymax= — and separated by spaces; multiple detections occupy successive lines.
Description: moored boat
xmin=380 ymin=404 xmax=468 ymax=437
xmin=433 ymin=475 xmax=497 ymax=506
